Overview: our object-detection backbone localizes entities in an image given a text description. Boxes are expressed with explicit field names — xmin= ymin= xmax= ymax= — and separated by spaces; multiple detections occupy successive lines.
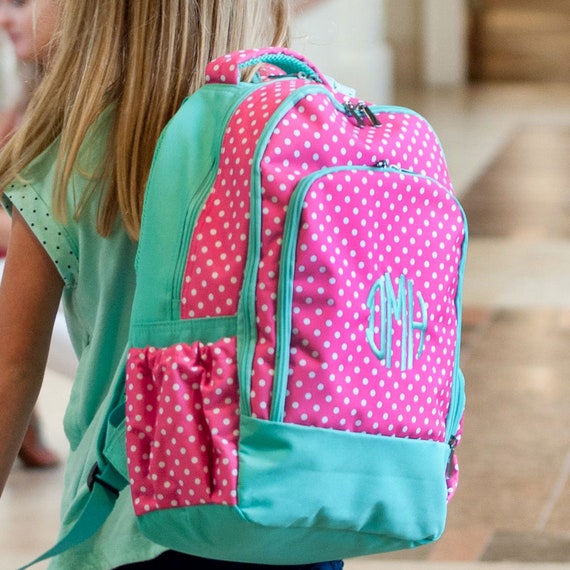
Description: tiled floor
xmin=2 ymin=82 xmax=570 ymax=569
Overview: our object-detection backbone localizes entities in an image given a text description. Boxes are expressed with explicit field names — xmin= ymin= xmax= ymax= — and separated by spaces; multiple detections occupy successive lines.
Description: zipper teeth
xmin=172 ymin=165 xmax=217 ymax=306
xmin=238 ymin=83 xmax=340 ymax=417
xmin=171 ymin=83 xmax=261 ymax=315
xmin=271 ymin=169 xmax=328 ymax=422
xmin=447 ymin=370 xmax=466 ymax=441
xmin=446 ymin=202 xmax=469 ymax=441
xmin=381 ymin=165 xmax=453 ymax=194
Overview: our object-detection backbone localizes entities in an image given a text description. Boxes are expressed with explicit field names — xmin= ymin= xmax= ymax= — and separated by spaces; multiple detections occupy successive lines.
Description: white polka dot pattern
xmin=126 ymin=55 xmax=466 ymax=513
xmin=126 ymin=339 xmax=239 ymax=515
xmin=185 ymin=85 xmax=462 ymax=488
xmin=180 ymin=79 xmax=304 ymax=318
xmin=277 ymin=169 xmax=463 ymax=446
xmin=248 ymin=95 xmax=459 ymax=428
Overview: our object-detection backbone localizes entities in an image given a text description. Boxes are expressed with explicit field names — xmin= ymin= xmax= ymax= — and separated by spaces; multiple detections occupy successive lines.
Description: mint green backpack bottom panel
xmin=135 ymin=417 xmax=449 ymax=564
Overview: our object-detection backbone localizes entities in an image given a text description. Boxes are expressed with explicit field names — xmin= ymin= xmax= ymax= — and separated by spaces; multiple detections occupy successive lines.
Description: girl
xmin=0 ymin=0 xmax=342 ymax=568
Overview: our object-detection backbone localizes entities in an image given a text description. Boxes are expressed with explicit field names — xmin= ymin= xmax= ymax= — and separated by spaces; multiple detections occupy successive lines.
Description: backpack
xmin=25 ymin=47 xmax=467 ymax=568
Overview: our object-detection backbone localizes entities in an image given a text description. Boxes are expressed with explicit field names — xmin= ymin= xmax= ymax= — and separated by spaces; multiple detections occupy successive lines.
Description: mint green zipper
xmin=171 ymin=162 xmax=218 ymax=307
xmin=170 ymin=85 xmax=261 ymax=312
xmin=270 ymin=167 xmax=346 ymax=422
xmin=237 ymin=84 xmax=337 ymax=417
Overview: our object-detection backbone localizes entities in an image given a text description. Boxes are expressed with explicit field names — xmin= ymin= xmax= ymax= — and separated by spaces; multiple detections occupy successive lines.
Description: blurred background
xmin=2 ymin=1 xmax=570 ymax=568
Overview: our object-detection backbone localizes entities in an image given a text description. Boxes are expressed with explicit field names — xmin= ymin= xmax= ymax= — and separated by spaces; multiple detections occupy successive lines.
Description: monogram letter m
xmin=366 ymin=273 xmax=428 ymax=371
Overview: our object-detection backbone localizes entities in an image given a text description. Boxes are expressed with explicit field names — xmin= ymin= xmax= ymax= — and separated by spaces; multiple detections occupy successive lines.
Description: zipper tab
xmin=267 ymin=71 xmax=309 ymax=80
xmin=344 ymin=101 xmax=365 ymax=128
xmin=446 ymin=435 xmax=458 ymax=478
xmin=375 ymin=160 xmax=418 ymax=176
xmin=358 ymin=103 xmax=382 ymax=127
xmin=344 ymin=101 xmax=382 ymax=128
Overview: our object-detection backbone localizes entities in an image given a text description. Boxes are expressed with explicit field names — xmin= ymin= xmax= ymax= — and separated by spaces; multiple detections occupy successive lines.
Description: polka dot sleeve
xmin=2 ymin=181 xmax=78 ymax=288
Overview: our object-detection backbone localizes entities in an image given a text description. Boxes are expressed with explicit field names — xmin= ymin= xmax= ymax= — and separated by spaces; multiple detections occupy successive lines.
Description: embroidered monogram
xmin=366 ymin=273 xmax=428 ymax=371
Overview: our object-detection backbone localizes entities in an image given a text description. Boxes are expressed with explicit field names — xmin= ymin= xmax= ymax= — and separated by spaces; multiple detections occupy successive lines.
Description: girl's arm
xmin=0 ymin=210 xmax=11 ymax=251
xmin=0 ymin=208 xmax=64 ymax=494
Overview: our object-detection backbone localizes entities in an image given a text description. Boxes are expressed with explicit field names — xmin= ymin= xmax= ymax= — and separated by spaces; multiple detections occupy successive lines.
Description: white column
xmin=0 ymin=32 xmax=21 ymax=110
xmin=422 ymin=0 xmax=469 ymax=87
xmin=292 ymin=0 xmax=393 ymax=103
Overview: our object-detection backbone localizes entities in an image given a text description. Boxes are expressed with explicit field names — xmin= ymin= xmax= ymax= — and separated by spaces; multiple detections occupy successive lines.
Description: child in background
xmin=0 ymin=0 xmax=60 ymax=468
xmin=0 ymin=1 xmax=342 ymax=568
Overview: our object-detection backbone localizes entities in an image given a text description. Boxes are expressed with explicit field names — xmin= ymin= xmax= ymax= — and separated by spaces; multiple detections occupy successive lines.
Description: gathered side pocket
xmin=125 ymin=337 xmax=240 ymax=515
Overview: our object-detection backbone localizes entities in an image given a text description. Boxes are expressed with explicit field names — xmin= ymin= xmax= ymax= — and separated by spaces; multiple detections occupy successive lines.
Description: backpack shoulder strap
xmin=19 ymin=359 xmax=130 ymax=569
xmin=18 ymin=460 xmax=127 ymax=569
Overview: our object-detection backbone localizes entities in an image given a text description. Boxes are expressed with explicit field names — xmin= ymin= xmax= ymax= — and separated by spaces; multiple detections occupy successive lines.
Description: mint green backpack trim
xmin=132 ymin=415 xmax=448 ymax=565
xmin=132 ymin=83 xmax=260 ymax=327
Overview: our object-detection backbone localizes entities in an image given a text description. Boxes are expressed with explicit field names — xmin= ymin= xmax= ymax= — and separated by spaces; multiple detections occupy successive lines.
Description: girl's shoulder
xmin=21 ymin=107 xmax=113 ymax=191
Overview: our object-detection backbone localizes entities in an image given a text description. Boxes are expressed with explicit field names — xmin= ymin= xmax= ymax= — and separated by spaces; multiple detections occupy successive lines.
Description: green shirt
xmin=3 ymin=115 xmax=167 ymax=568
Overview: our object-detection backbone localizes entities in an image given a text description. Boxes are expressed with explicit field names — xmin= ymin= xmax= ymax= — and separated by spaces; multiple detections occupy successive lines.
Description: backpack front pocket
xmin=272 ymin=167 xmax=466 ymax=445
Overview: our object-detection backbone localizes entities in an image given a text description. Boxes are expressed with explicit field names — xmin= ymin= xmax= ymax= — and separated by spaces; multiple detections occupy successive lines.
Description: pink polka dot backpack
xmin=27 ymin=48 xmax=468 ymax=568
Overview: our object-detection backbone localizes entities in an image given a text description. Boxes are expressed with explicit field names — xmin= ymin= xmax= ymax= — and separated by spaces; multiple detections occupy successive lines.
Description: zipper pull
xmin=344 ymin=101 xmax=365 ymax=128
xmin=375 ymin=160 xmax=418 ymax=175
xmin=446 ymin=435 xmax=458 ymax=478
xmin=267 ymin=71 xmax=309 ymax=80
xmin=358 ymin=103 xmax=381 ymax=127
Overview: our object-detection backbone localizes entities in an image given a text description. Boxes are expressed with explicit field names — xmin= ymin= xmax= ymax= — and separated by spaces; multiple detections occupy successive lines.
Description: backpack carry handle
xmin=206 ymin=47 xmax=333 ymax=90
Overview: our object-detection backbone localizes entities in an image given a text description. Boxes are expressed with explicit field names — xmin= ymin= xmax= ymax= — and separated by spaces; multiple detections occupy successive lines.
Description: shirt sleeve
xmin=1 ymin=108 xmax=113 ymax=289
xmin=1 ymin=153 xmax=79 ymax=288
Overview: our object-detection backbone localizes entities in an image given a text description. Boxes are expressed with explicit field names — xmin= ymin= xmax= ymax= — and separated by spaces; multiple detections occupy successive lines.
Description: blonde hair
xmin=0 ymin=0 xmax=291 ymax=239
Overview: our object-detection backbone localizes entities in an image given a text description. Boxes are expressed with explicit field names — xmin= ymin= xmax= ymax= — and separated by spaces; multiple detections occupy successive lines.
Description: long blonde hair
xmin=0 ymin=0 xmax=291 ymax=239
